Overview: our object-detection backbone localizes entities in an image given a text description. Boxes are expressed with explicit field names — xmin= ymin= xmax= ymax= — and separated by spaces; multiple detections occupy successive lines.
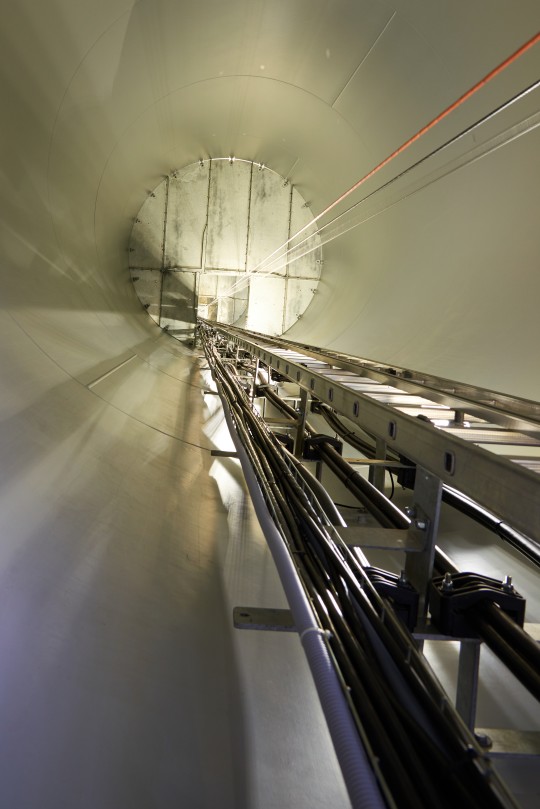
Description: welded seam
xmin=87 ymin=354 xmax=138 ymax=388
xmin=46 ymin=4 xmax=136 ymax=273
xmin=217 ymin=31 xmax=540 ymax=301
xmin=157 ymin=175 xmax=170 ymax=327
xmin=5 ymin=310 xmax=211 ymax=448
xmin=91 ymin=73 xmax=366 ymax=269
xmin=256 ymin=83 xmax=540 ymax=280
xmin=331 ymin=12 xmax=396 ymax=108
xmin=281 ymin=181 xmax=294 ymax=333
xmin=241 ymin=161 xmax=255 ymax=322
xmin=88 ymin=386 xmax=215 ymax=450
xmin=244 ymin=161 xmax=254 ymax=273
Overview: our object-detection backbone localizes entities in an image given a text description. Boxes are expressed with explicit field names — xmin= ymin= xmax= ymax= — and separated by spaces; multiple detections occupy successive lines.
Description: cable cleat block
xmin=303 ymin=434 xmax=343 ymax=460
xmin=365 ymin=567 xmax=419 ymax=631
xmin=429 ymin=572 xmax=526 ymax=638
xmin=272 ymin=432 xmax=294 ymax=452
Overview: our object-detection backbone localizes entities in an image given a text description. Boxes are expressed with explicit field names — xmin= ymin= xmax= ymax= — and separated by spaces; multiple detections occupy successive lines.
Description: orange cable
xmin=212 ymin=31 xmax=540 ymax=304
xmin=263 ymin=31 xmax=540 ymax=266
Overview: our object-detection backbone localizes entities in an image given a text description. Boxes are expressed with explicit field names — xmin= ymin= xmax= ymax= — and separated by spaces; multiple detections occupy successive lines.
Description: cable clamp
xmin=300 ymin=627 xmax=332 ymax=643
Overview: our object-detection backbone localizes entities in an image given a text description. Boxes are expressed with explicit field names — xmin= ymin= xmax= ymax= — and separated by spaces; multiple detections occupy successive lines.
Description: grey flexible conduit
xmin=202 ymin=329 xmax=524 ymax=807
xmin=210 ymin=372 xmax=387 ymax=809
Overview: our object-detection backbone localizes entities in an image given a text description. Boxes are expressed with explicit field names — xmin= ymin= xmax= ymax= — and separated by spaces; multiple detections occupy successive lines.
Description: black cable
xmin=235 ymin=346 xmax=540 ymax=722
xmin=202 ymin=326 xmax=518 ymax=809
xmin=319 ymin=401 xmax=540 ymax=570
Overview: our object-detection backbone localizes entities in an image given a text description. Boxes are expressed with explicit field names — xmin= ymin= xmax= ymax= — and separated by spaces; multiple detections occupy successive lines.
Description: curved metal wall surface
xmin=3 ymin=1 xmax=539 ymax=389
xmin=0 ymin=2 xmax=539 ymax=807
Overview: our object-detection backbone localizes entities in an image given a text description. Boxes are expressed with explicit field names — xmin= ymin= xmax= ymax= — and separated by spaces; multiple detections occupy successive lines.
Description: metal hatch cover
xmin=129 ymin=158 xmax=322 ymax=340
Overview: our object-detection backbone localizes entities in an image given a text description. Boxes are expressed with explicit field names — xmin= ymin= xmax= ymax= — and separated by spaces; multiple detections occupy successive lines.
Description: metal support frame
xmin=294 ymin=387 xmax=309 ymax=458
xmin=251 ymin=357 xmax=259 ymax=402
xmin=369 ymin=436 xmax=387 ymax=491
xmin=405 ymin=467 xmax=443 ymax=618
xmin=456 ymin=640 xmax=481 ymax=729
xmin=233 ymin=606 xmax=296 ymax=632
xmin=204 ymin=325 xmax=540 ymax=805
xmin=204 ymin=321 xmax=540 ymax=545
xmin=340 ymin=527 xmax=421 ymax=552
xmin=414 ymin=625 xmax=482 ymax=731
xmin=236 ymin=601 xmax=481 ymax=730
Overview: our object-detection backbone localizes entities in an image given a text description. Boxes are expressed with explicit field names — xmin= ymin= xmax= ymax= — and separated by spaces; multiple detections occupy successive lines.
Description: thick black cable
xmin=266 ymin=454 xmax=494 ymax=784
xmin=230 ymin=350 xmax=478 ymax=780
xmin=320 ymin=402 xmax=540 ymax=569
xmin=202 ymin=327 xmax=518 ymax=809
xmin=468 ymin=608 xmax=540 ymax=700
xmin=294 ymin=508 xmax=505 ymax=809
xmin=255 ymin=365 xmax=540 ymax=713
xmin=252 ymin=368 xmax=513 ymax=765
xmin=292 ymin=510 xmax=457 ymax=809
